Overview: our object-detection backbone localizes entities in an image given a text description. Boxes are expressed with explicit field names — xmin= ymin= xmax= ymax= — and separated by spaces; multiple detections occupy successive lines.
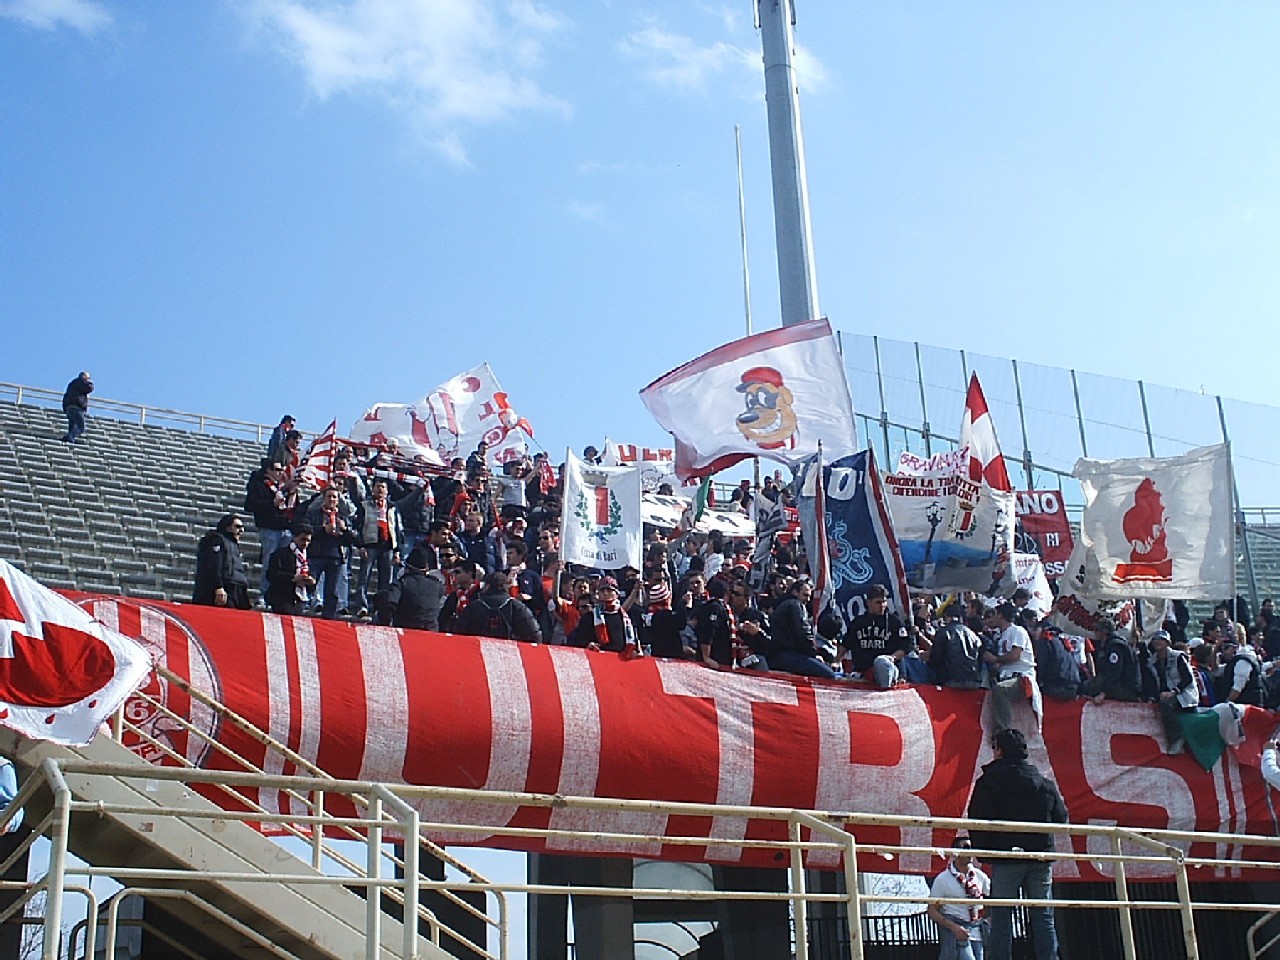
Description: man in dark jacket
xmin=305 ymin=486 xmax=356 ymax=619
xmin=1084 ymin=618 xmax=1141 ymax=704
xmin=455 ymin=571 xmax=541 ymax=642
xmin=968 ymin=727 xmax=1068 ymax=960
xmin=767 ymin=580 xmax=839 ymax=679
xmin=266 ymin=524 xmax=315 ymax=616
xmin=60 ymin=371 xmax=94 ymax=444
xmin=383 ymin=546 xmax=447 ymax=631
xmin=193 ymin=514 xmax=251 ymax=609
xmin=245 ymin=460 xmax=294 ymax=608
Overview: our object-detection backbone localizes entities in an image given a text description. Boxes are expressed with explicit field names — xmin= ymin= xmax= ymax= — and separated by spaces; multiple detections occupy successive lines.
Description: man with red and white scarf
xmin=926 ymin=837 xmax=990 ymax=960
xmin=245 ymin=459 xmax=296 ymax=609
xmin=568 ymin=578 xmax=640 ymax=655
xmin=354 ymin=478 xmax=403 ymax=619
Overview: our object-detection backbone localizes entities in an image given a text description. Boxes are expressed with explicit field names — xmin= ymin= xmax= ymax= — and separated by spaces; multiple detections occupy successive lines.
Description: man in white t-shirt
xmin=982 ymin=603 xmax=1040 ymax=733
xmin=928 ymin=836 xmax=990 ymax=959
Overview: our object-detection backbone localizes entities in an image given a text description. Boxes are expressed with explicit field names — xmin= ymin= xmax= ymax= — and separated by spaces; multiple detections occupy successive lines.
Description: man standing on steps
xmin=967 ymin=727 xmax=1068 ymax=960
xmin=60 ymin=371 xmax=93 ymax=444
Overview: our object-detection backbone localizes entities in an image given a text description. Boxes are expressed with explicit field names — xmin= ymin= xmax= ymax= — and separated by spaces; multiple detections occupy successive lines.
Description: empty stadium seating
xmin=0 ymin=398 xmax=265 ymax=601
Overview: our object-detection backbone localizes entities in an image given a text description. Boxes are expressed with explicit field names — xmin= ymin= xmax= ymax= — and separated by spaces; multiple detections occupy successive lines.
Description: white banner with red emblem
xmin=639 ymin=319 xmax=859 ymax=482
xmin=560 ymin=450 xmax=643 ymax=569
xmin=66 ymin=592 xmax=1280 ymax=880
xmin=0 ymin=560 xmax=151 ymax=744
xmin=1074 ymin=443 xmax=1233 ymax=600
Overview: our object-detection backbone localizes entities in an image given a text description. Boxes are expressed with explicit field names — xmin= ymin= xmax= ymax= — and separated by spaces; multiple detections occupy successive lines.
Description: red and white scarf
xmin=291 ymin=542 xmax=310 ymax=601
xmin=593 ymin=604 xmax=638 ymax=654
xmin=948 ymin=862 xmax=984 ymax=920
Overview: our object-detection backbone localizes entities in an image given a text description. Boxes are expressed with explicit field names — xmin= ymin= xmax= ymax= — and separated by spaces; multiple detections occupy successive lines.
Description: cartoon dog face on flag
xmin=735 ymin=366 xmax=798 ymax=450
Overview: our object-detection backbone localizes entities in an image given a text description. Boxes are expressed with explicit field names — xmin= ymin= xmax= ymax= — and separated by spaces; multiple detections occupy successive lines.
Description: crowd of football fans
xmin=192 ymin=414 xmax=1280 ymax=747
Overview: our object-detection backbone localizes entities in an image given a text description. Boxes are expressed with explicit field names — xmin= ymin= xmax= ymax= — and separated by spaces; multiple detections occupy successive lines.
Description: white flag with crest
xmin=560 ymin=450 xmax=642 ymax=569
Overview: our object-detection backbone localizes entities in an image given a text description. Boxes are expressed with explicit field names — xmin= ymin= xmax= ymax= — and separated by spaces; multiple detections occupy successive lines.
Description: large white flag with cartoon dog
xmin=639 ymin=319 xmax=859 ymax=482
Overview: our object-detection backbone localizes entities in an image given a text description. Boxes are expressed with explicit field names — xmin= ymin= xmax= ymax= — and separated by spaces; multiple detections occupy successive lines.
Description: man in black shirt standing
xmin=843 ymin=584 xmax=912 ymax=687
xmin=968 ymin=727 xmax=1068 ymax=960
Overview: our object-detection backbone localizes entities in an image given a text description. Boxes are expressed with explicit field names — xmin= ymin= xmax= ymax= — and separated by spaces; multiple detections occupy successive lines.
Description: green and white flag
xmin=561 ymin=449 xmax=643 ymax=569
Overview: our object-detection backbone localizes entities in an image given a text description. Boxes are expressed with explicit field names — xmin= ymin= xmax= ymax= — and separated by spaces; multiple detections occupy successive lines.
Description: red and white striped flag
xmin=299 ymin=419 xmax=338 ymax=490
xmin=959 ymin=374 xmax=1011 ymax=492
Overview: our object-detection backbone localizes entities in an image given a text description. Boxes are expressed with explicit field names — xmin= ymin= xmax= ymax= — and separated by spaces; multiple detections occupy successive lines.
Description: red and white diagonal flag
xmin=959 ymin=374 xmax=1011 ymax=492
xmin=0 ymin=560 xmax=152 ymax=745
xmin=299 ymin=419 xmax=338 ymax=490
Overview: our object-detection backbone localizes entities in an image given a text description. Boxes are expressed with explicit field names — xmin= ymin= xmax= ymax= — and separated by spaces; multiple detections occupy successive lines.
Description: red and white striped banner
xmin=72 ymin=594 xmax=1280 ymax=879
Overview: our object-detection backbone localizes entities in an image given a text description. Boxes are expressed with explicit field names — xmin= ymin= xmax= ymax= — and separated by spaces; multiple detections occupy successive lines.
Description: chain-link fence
xmin=839 ymin=332 xmax=1280 ymax=512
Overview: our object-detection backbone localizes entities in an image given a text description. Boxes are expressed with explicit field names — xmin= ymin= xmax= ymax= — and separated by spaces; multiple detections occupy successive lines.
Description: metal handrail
xmin=14 ymin=750 xmax=1280 ymax=960
xmin=0 ymin=381 xmax=277 ymax=443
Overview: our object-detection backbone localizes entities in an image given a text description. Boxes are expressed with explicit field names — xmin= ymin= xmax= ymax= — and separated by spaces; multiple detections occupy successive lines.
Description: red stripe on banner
xmin=311 ymin=618 xmax=368 ymax=781
xmin=402 ymin=633 xmax=493 ymax=790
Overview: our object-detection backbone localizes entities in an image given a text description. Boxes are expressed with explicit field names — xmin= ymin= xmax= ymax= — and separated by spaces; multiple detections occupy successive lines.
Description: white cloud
xmin=248 ymin=0 xmax=569 ymax=164
xmin=567 ymin=200 xmax=603 ymax=222
xmin=619 ymin=16 xmax=828 ymax=98
xmin=619 ymin=26 xmax=756 ymax=96
xmin=0 ymin=0 xmax=112 ymax=33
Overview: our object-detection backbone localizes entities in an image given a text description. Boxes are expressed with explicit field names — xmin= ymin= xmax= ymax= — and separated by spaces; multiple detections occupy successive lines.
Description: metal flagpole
xmin=737 ymin=123 xmax=762 ymax=495
xmin=1217 ymin=398 xmax=1255 ymax=616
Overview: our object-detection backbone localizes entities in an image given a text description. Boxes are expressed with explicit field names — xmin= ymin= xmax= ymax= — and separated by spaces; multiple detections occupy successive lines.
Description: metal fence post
xmin=790 ymin=819 xmax=809 ymax=960
xmin=1012 ymin=358 xmax=1034 ymax=489
xmin=914 ymin=341 xmax=932 ymax=457
xmin=843 ymin=831 xmax=862 ymax=960
xmin=874 ymin=337 xmax=891 ymax=463
xmin=367 ymin=793 xmax=383 ymax=960
xmin=1174 ymin=853 xmax=1201 ymax=960
xmin=1110 ymin=835 xmax=1137 ymax=960
xmin=1137 ymin=380 xmax=1156 ymax=457
xmin=1070 ymin=368 xmax=1088 ymax=458
xmin=1219 ymin=397 xmax=1259 ymax=614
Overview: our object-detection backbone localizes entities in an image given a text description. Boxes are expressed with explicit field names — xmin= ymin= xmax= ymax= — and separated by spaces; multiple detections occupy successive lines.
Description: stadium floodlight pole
xmin=757 ymin=0 xmax=821 ymax=328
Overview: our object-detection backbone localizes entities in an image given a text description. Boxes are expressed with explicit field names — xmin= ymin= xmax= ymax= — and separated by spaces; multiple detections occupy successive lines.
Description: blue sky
xmin=4 ymin=0 xmax=1279 ymax=470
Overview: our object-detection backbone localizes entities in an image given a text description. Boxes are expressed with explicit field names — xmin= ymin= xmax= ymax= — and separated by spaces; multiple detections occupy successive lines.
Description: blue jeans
xmin=258 ymin=528 xmax=291 ymax=603
xmin=939 ymin=923 xmax=985 ymax=960
xmin=770 ymin=649 xmax=840 ymax=679
xmin=872 ymin=654 xmax=900 ymax=688
xmin=63 ymin=406 xmax=86 ymax=442
xmin=986 ymin=859 xmax=1057 ymax=960
xmin=355 ymin=544 xmax=397 ymax=613
xmin=311 ymin=557 xmax=344 ymax=619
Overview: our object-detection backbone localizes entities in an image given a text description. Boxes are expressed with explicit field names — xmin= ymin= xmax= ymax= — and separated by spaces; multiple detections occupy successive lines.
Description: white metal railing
xmin=0 ymin=381 xmax=276 ymax=444
xmin=15 ymin=752 xmax=1280 ymax=960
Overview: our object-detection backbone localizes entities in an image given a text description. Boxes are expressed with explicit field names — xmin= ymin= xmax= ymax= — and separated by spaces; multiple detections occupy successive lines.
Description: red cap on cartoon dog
xmin=737 ymin=366 xmax=785 ymax=391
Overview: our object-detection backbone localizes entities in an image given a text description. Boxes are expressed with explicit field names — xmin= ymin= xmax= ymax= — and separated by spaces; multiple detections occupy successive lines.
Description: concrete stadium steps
xmin=0 ymin=728 xmax=449 ymax=960
xmin=0 ymin=400 xmax=265 ymax=602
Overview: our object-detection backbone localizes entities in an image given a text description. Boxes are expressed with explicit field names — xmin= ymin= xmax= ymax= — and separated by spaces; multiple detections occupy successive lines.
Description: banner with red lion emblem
xmin=639 ymin=319 xmax=859 ymax=482
xmin=1073 ymin=443 xmax=1233 ymax=599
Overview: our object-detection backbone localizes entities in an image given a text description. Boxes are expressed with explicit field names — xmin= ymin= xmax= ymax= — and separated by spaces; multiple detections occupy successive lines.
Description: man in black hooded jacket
xmin=967 ymin=727 xmax=1067 ymax=960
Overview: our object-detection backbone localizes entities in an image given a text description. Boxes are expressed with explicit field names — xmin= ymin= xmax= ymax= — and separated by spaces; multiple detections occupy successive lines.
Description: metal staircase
xmin=0 ymin=665 xmax=504 ymax=960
